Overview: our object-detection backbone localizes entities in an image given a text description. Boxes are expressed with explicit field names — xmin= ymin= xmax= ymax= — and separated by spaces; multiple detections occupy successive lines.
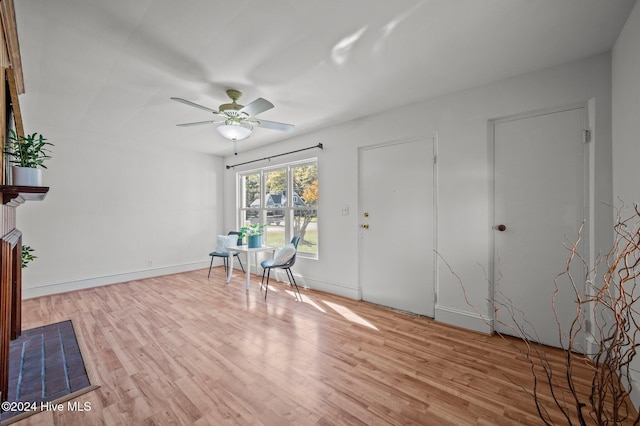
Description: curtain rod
xmin=226 ymin=143 xmax=323 ymax=169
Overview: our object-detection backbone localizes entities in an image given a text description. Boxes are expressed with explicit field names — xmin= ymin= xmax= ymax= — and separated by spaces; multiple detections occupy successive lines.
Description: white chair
xmin=260 ymin=236 xmax=301 ymax=301
xmin=208 ymin=232 xmax=245 ymax=278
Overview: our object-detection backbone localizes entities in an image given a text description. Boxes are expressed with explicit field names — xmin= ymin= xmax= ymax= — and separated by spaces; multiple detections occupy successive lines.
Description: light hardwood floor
xmin=11 ymin=267 xmax=611 ymax=425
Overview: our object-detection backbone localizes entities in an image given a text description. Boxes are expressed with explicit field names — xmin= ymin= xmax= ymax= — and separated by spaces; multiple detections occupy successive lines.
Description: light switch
xmin=341 ymin=204 xmax=349 ymax=215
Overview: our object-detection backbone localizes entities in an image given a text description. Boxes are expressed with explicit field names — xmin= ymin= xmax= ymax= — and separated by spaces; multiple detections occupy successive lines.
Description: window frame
xmin=237 ymin=158 xmax=318 ymax=259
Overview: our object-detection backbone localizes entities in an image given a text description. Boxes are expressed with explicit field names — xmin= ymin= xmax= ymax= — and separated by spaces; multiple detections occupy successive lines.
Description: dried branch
xmin=441 ymin=203 xmax=640 ymax=425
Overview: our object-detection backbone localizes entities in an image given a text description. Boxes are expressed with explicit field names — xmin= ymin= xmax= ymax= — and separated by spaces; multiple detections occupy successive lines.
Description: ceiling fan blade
xmin=176 ymin=120 xmax=222 ymax=127
xmin=255 ymin=119 xmax=295 ymax=132
xmin=171 ymin=97 xmax=219 ymax=114
xmin=239 ymin=98 xmax=274 ymax=117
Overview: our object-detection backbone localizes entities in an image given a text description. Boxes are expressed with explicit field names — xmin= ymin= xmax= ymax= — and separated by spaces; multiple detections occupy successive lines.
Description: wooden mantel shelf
xmin=0 ymin=185 xmax=49 ymax=207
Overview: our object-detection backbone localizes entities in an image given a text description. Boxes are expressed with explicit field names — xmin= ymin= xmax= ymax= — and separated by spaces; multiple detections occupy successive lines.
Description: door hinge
xmin=583 ymin=130 xmax=591 ymax=143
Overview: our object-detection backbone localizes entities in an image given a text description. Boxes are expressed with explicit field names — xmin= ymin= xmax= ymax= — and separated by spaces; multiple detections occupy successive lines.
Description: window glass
xmin=241 ymin=173 xmax=260 ymax=225
xmin=238 ymin=160 xmax=318 ymax=258
xmin=263 ymin=168 xmax=286 ymax=247
xmin=292 ymin=164 xmax=318 ymax=256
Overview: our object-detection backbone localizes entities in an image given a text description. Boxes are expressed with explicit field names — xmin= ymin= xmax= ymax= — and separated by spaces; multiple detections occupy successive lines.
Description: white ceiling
xmin=13 ymin=0 xmax=637 ymax=156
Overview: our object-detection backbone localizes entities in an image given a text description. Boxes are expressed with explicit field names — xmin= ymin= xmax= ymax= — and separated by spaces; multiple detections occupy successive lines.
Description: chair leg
xmin=260 ymin=268 xmax=267 ymax=291
xmin=223 ymin=257 xmax=228 ymax=276
xmin=264 ymin=269 xmax=271 ymax=300
xmin=236 ymin=254 xmax=245 ymax=273
xmin=208 ymin=256 xmax=214 ymax=278
xmin=287 ymin=268 xmax=302 ymax=302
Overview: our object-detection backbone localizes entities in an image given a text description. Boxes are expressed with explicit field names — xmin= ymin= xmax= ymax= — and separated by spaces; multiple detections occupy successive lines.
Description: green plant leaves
xmin=4 ymin=130 xmax=54 ymax=169
xmin=240 ymin=223 xmax=265 ymax=237
xmin=21 ymin=245 xmax=37 ymax=269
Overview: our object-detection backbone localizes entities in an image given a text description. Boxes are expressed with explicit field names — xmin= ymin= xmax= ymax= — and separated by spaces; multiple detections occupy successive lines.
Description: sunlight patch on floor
xmin=262 ymin=284 xmax=279 ymax=293
xmin=322 ymin=301 xmax=378 ymax=330
xmin=284 ymin=290 xmax=326 ymax=312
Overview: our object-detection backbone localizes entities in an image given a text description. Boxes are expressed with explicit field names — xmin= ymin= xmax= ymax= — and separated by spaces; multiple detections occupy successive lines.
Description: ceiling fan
xmin=171 ymin=89 xmax=295 ymax=147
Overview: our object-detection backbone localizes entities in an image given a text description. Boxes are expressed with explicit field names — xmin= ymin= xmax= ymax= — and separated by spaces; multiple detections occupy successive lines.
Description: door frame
xmin=357 ymin=136 xmax=438 ymax=313
xmin=488 ymin=101 xmax=595 ymax=341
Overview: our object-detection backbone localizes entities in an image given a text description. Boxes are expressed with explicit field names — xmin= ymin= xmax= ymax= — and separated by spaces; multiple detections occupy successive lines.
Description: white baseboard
xmin=296 ymin=275 xmax=360 ymax=300
xmin=22 ymin=263 xmax=362 ymax=301
xmin=434 ymin=305 xmax=493 ymax=334
xmin=249 ymin=266 xmax=360 ymax=300
xmin=22 ymin=261 xmax=210 ymax=299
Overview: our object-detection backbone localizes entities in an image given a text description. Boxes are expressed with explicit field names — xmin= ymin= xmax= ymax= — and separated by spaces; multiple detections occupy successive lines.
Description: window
xmin=238 ymin=159 xmax=318 ymax=257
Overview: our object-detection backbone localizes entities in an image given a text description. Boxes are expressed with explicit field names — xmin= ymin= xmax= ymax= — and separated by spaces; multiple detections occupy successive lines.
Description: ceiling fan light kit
xmin=216 ymin=121 xmax=253 ymax=141
xmin=171 ymin=89 xmax=294 ymax=150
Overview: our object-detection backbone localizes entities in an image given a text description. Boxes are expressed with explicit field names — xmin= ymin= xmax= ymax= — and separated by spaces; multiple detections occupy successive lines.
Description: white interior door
xmin=359 ymin=138 xmax=435 ymax=317
xmin=493 ymin=106 xmax=587 ymax=349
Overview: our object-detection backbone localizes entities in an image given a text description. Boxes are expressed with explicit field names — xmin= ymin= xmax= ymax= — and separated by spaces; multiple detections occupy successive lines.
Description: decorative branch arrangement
xmin=441 ymin=204 xmax=640 ymax=425
xmin=559 ymin=205 xmax=640 ymax=425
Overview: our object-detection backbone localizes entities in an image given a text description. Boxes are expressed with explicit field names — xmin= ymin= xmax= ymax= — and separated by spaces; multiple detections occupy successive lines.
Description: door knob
xmin=361 ymin=224 xmax=369 ymax=229
xmin=496 ymin=224 xmax=506 ymax=232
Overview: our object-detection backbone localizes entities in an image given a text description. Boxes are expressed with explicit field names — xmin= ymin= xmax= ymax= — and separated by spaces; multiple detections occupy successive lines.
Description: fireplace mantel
xmin=0 ymin=185 xmax=49 ymax=207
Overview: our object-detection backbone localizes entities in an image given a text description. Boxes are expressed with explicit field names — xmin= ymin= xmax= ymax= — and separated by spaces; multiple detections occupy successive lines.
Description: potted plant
xmin=240 ymin=223 xmax=266 ymax=248
xmin=4 ymin=130 xmax=53 ymax=186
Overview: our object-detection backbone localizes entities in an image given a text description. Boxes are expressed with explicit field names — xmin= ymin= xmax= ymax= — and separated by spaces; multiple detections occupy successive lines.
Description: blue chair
xmin=208 ymin=231 xmax=245 ymax=278
xmin=261 ymin=236 xmax=301 ymax=301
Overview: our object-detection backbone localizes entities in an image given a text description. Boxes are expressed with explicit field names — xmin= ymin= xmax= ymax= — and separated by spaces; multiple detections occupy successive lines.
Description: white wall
xmin=612 ymin=0 xmax=640 ymax=407
xmin=614 ymin=3 xmax=640 ymax=205
xmin=17 ymin=126 xmax=225 ymax=298
xmin=224 ymin=52 xmax=613 ymax=334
